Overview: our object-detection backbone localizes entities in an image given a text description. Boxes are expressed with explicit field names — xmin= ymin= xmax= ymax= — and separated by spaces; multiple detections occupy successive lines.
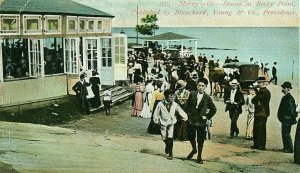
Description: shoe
xmin=259 ymin=147 xmax=266 ymax=150
xmin=167 ymin=154 xmax=173 ymax=160
xmin=187 ymin=150 xmax=197 ymax=160
xmin=197 ymin=159 xmax=203 ymax=164
xmin=282 ymin=149 xmax=293 ymax=153
xmin=250 ymin=145 xmax=259 ymax=149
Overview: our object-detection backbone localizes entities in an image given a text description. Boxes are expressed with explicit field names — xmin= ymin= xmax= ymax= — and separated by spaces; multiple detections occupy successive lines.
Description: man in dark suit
xmin=277 ymin=81 xmax=297 ymax=153
xmin=251 ymin=77 xmax=271 ymax=150
xmin=72 ymin=74 xmax=90 ymax=115
xmin=185 ymin=78 xmax=217 ymax=164
xmin=269 ymin=62 xmax=277 ymax=85
xmin=224 ymin=79 xmax=245 ymax=138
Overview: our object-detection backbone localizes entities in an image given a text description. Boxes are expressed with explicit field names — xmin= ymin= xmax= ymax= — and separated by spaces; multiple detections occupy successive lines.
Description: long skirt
xmin=140 ymin=93 xmax=152 ymax=118
xmin=294 ymin=120 xmax=300 ymax=164
xmin=131 ymin=92 xmax=143 ymax=117
xmin=246 ymin=112 xmax=254 ymax=139
xmin=147 ymin=100 xmax=161 ymax=135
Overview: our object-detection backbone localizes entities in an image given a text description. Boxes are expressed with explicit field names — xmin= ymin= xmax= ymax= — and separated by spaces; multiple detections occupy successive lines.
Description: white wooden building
xmin=0 ymin=0 xmax=128 ymax=107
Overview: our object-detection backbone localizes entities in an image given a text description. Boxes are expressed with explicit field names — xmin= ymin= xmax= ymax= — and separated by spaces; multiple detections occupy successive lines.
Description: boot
xmin=167 ymin=138 xmax=173 ymax=160
xmin=163 ymin=140 xmax=169 ymax=154
xmin=187 ymin=140 xmax=197 ymax=159
xmin=197 ymin=144 xmax=204 ymax=164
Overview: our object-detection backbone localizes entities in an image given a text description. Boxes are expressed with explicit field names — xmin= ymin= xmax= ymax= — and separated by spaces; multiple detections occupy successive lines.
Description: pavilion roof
xmin=144 ymin=32 xmax=197 ymax=41
xmin=0 ymin=0 xmax=114 ymax=17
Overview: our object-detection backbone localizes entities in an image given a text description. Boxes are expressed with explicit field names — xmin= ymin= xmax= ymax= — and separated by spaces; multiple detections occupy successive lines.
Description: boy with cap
xmin=277 ymin=81 xmax=297 ymax=153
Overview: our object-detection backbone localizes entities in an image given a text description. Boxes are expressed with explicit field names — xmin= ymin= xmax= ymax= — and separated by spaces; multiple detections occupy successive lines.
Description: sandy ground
xmin=0 ymin=82 xmax=300 ymax=173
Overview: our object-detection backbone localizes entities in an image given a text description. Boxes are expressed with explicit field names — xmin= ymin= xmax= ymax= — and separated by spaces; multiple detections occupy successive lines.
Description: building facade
xmin=0 ymin=0 xmax=127 ymax=107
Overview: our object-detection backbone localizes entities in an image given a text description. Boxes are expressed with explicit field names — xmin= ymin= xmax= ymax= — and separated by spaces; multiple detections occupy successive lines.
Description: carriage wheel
xmin=213 ymin=84 xmax=221 ymax=101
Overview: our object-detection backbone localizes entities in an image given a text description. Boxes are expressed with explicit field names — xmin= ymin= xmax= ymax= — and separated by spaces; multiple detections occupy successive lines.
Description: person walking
xmin=224 ymin=79 xmax=245 ymax=138
xmin=72 ymin=73 xmax=90 ymax=115
xmin=277 ymin=81 xmax=297 ymax=153
xmin=269 ymin=62 xmax=277 ymax=85
xmin=251 ymin=77 xmax=271 ymax=150
xmin=185 ymin=78 xmax=217 ymax=164
xmin=153 ymin=89 xmax=188 ymax=160
xmin=140 ymin=80 xmax=155 ymax=118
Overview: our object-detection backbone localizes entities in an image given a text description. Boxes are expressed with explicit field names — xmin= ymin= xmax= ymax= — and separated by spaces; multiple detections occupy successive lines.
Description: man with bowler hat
xmin=251 ymin=76 xmax=271 ymax=150
xmin=277 ymin=81 xmax=297 ymax=153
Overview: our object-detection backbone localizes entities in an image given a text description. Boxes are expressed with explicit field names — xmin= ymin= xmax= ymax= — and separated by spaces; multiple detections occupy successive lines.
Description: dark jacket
xmin=72 ymin=80 xmax=89 ymax=98
xmin=277 ymin=93 xmax=297 ymax=125
xmin=251 ymin=87 xmax=271 ymax=117
xmin=224 ymin=89 xmax=245 ymax=114
xmin=186 ymin=91 xmax=217 ymax=126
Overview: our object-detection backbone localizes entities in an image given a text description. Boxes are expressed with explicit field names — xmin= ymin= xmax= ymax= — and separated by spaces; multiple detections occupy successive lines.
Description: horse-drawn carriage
xmin=209 ymin=62 xmax=259 ymax=100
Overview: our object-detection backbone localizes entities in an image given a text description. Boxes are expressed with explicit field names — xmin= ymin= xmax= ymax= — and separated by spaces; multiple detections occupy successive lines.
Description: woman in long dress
xmin=245 ymin=86 xmax=258 ymax=139
xmin=131 ymin=83 xmax=143 ymax=117
xmin=89 ymin=70 xmax=101 ymax=108
xmin=140 ymin=80 xmax=154 ymax=118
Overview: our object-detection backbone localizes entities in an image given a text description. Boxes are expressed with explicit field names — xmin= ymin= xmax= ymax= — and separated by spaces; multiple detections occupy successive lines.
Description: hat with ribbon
xmin=229 ymin=79 xmax=239 ymax=85
xmin=281 ymin=81 xmax=292 ymax=89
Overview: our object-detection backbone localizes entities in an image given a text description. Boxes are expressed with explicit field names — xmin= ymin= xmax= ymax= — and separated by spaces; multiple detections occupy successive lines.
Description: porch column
xmin=0 ymin=39 xmax=3 ymax=82
xmin=181 ymin=41 xmax=183 ymax=57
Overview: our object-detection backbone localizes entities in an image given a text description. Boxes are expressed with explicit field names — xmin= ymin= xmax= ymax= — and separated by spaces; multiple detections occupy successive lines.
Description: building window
xmin=23 ymin=15 xmax=42 ymax=35
xmin=64 ymin=38 xmax=78 ymax=74
xmin=101 ymin=38 xmax=112 ymax=67
xmin=0 ymin=14 xmax=20 ymax=35
xmin=85 ymin=39 xmax=98 ymax=70
xmin=87 ymin=17 xmax=95 ymax=33
xmin=28 ymin=39 xmax=43 ymax=77
xmin=44 ymin=15 xmax=61 ymax=34
xmin=2 ymin=38 xmax=29 ymax=80
xmin=96 ymin=18 xmax=103 ymax=32
xmin=103 ymin=19 xmax=111 ymax=33
xmin=67 ymin=16 xmax=78 ymax=33
xmin=78 ymin=17 xmax=87 ymax=32
xmin=114 ymin=37 xmax=126 ymax=64
xmin=44 ymin=38 xmax=64 ymax=75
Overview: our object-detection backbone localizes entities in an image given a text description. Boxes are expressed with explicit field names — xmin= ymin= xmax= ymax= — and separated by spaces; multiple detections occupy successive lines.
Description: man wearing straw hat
xmin=251 ymin=76 xmax=271 ymax=150
xmin=224 ymin=79 xmax=245 ymax=138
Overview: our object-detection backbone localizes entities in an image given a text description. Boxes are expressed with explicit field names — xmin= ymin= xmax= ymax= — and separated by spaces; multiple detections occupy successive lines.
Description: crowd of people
xmin=128 ymin=50 xmax=299 ymax=164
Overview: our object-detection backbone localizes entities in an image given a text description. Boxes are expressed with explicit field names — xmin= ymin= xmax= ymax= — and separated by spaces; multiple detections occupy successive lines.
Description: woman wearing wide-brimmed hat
xmin=174 ymin=80 xmax=190 ymax=141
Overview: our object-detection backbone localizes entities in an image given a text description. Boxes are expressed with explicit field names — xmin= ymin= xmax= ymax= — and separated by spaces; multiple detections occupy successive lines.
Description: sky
xmin=73 ymin=0 xmax=299 ymax=27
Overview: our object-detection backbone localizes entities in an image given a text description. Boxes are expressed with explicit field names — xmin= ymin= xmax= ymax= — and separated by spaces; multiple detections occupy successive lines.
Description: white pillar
xmin=0 ymin=39 xmax=3 ymax=82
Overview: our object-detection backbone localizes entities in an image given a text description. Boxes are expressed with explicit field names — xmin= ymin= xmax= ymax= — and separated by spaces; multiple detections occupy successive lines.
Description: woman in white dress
xmin=245 ymin=85 xmax=258 ymax=139
xmin=140 ymin=80 xmax=155 ymax=118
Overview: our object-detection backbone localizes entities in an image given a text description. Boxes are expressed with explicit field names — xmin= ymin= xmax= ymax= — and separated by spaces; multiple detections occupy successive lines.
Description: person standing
xmin=72 ymin=73 xmax=90 ymax=115
xmin=131 ymin=83 xmax=144 ymax=117
xmin=174 ymin=80 xmax=190 ymax=141
xmin=294 ymin=104 xmax=300 ymax=164
xmin=89 ymin=70 xmax=101 ymax=108
xmin=103 ymin=89 xmax=112 ymax=115
xmin=269 ymin=62 xmax=277 ymax=85
xmin=140 ymin=80 xmax=155 ymax=118
xmin=245 ymin=85 xmax=258 ymax=139
xmin=153 ymin=89 xmax=188 ymax=160
xmin=224 ymin=79 xmax=245 ymax=138
xmin=277 ymin=81 xmax=297 ymax=153
xmin=251 ymin=77 xmax=271 ymax=150
xmin=185 ymin=78 xmax=217 ymax=164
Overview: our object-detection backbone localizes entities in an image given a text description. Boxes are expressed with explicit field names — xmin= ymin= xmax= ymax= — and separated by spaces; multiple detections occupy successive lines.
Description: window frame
xmin=28 ymin=38 xmax=44 ymax=77
xmin=0 ymin=14 xmax=20 ymax=35
xmin=67 ymin=16 xmax=78 ymax=34
xmin=87 ymin=17 xmax=95 ymax=33
xmin=64 ymin=38 xmax=79 ymax=74
xmin=78 ymin=17 xmax=88 ymax=33
xmin=23 ymin=15 xmax=43 ymax=35
xmin=44 ymin=15 xmax=62 ymax=35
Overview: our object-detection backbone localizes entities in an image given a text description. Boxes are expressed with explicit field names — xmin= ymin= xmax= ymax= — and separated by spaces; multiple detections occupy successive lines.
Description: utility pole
xmin=136 ymin=6 xmax=139 ymax=44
